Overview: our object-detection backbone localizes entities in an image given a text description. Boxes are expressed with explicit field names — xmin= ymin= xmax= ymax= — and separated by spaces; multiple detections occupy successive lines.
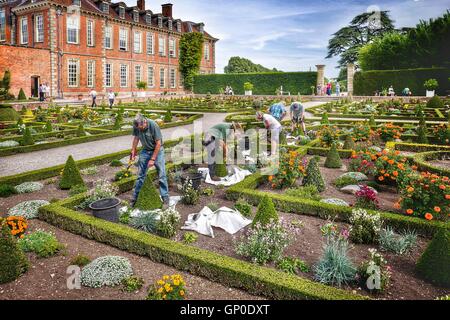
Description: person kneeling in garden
xmin=256 ymin=111 xmax=282 ymax=156
xmin=290 ymin=101 xmax=306 ymax=134
xmin=203 ymin=122 xmax=242 ymax=181
xmin=130 ymin=114 xmax=169 ymax=207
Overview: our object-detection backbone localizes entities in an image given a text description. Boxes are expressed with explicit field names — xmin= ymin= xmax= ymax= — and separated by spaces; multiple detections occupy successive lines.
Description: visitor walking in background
xmin=326 ymin=82 xmax=332 ymax=96
xmin=268 ymin=101 xmax=287 ymax=122
xmin=38 ymin=83 xmax=45 ymax=102
xmin=89 ymin=89 xmax=97 ymax=108
xmin=130 ymin=113 xmax=169 ymax=208
xmin=336 ymin=82 xmax=341 ymax=96
xmin=108 ymin=90 xmax=115 ymax=109
xmin=388 ymin=85 xmax=395 ymax=96
xmin=290 ymin=101 xmax=306 ymax=134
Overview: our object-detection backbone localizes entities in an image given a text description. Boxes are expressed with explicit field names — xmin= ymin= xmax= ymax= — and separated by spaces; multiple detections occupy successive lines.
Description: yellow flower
xmin=157 ymin=280 xmax=164 ymax=285
xmin=180 ymin=290 xmax=185 ymax=296
xmin=163 ymin=275 xmax=169 ymax=280
xmin=157 ymin=287 xmax=163 ymax=293
xmin=173 ymin=279 xmax=180 ymax=286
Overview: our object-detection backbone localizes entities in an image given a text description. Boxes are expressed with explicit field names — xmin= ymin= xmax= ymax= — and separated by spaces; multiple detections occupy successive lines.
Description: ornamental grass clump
xmin=379 ymin=227 xmax=417 ymax=255
xmin=314 ymin=222 xmax=356 ymax=287
xmin=324 ymin=142 xmax=342 ymax=169
xmin=302 ymin=156 xmax=325 ymax=192
xmin=135 ymin=176 xmax=163 ymax=210
xmin=235 ymin=219 xmax=292 ymax=265
xmin=0 ymin=221 xmax=28 ymax=284
xmin=59 ymin=155 xmax=85 ymax=190
xmin=416 ymin=228 xmax=450 ymax=287
xmin=252 ymin=195 xmax=278 ymax=227
xmin=14 ymin=182 xmax=44 ymax=194
xmin=8 ymin=200 xmax=50 ymax=219
xmin=80 ymin=256 xmax=133 ymax=288
xmin=349 ymin=208 xmax=382 ymax=244
xmin=18 ymin=230 xmax=64 ymax=258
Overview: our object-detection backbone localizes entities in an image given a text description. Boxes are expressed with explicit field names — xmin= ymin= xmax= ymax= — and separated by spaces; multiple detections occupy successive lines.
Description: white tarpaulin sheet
xmin=198 ymin=166 xmax=252 ymax=187
xmin=181 ymin=206 xmax=252 ymax=238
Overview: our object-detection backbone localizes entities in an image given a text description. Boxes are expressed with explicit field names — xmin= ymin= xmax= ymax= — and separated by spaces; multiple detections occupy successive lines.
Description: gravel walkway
xmin=1 ymin=102 xmax=325 ymax=176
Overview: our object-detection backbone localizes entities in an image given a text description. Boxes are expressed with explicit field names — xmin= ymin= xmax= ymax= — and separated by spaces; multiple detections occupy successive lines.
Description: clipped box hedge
xmin=193 ymin=72 xmax=317 ymax=95
xmin=354 ymin=67 xmax=450 ymax=96
xmin=413 ymin=151 xmax=450 ymax=176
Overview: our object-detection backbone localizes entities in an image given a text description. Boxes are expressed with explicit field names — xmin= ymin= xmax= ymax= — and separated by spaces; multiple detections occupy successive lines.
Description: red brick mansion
xmin=0 ymin=0 xmax=217 ymax=99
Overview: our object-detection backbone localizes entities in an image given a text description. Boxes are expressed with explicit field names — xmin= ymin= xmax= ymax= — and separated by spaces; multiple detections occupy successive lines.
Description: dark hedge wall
xmin=354 ymin=68 xmax=450 ymax=96
xmin=193 ymin=72 xmax=317 ymax=95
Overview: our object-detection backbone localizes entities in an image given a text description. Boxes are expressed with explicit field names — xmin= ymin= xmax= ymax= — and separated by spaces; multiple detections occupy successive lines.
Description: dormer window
xmin=168 ymin=19 xmax=173 ymax=31
xmin=119 ymin=6 xmax=125 ymax=19
xmin=73 ymin=0 xmax=81 ymax=6
xmin=176 ymin=21 xmax=181 ymax=33
xmin=198 ymin=24 xmax=204 ymax=33
xmin=146 ymin=13 xmax=151 ymax=24
xmin=133 ymin=10 xmax=139 ymax=23
xmin=101 ymin=2 xmax=109 ymax=14
xmin=158 ymin=16 xmax=162 ymax=28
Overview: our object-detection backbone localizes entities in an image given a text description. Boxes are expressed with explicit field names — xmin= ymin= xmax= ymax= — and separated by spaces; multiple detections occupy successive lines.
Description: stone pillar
xmin=315 ymin=65 xmax=325 ymax=96
xmin=347 ymin=63 xmax=355 ymax=97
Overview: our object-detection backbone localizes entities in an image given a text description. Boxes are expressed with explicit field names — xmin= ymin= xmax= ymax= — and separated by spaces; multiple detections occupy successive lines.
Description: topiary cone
xmin=21 ymin=126 xmax=34 ymax=146
xmin=343 ymin=135 xmax=355 ymax=150
xmin=215 ymin=163 xmax=228 ymax=178
xmin=303 ymin=156 xmax=325 ymax=192
xmin=135 ymin=174 xmax=163 ymax=210
xmin=77 ymin=123 xmax=86 ymax=137
xmin=252 ymin=195 xmax=278 ymax=227
xmin=324 ymin=143 xmax=342 ymax=168
xmin=416 ymin=228 xmax=450 ymax=287
xmin=0 ymin=221 xmax=28 ymax=284
xmin=59 ymin=155 xmax=85 ymax=190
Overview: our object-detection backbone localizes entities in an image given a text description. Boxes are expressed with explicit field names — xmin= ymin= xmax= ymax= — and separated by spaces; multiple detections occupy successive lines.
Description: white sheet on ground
xmin=199 ymin=166 xmax=252 ymax=186
xmin=181 ymin=206 xmax=252 ymax=238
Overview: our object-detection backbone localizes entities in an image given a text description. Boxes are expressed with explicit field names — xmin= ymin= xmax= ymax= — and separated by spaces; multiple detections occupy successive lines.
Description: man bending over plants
xmin=130 ymin=114 xmax=169 ymax=207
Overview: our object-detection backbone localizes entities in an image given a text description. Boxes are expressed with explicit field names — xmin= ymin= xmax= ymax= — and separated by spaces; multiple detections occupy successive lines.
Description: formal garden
xmin=1 ymin=93 xmax=449 ymax=301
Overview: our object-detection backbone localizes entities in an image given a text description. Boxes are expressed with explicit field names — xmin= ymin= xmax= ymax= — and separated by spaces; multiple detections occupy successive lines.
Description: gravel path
xmin=1 ymin=102 xmax=326 ymax=177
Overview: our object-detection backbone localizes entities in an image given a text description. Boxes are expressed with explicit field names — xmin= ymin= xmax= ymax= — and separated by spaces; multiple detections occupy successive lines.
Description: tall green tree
xmin=326 ymin=11 xmax=396 ymax=69
xmin=224 ymin=56 xmax=280 ymax=73
xmin=179 ymin=32 xmax=204 ymax=91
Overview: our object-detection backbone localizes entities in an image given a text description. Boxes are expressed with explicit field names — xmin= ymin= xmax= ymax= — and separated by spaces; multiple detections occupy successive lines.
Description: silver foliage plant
xmin=379 ymin=227 xmax=417 ymax=255
xmin=80 ymin=256 xmax=133 ymax=288
xmin=14 ymin=182 xmax=44 ymax=194
xmin=8 ymin=200 xmax=50 ymax=219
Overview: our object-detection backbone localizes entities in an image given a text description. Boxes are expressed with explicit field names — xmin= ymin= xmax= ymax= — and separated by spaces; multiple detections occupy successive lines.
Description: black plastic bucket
xmin=181 ymin=172 xmax=203 ymax=190
xmin=89 ymin=198 xmax=121 ymax=222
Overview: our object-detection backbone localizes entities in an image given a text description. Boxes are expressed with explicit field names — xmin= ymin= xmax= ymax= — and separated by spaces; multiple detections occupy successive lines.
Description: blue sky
xmin=124 ymin=0 xmax=450 ymax=78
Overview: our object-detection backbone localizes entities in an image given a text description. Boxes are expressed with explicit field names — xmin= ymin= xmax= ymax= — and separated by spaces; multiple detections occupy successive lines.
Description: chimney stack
xmin=162 ymin=3 xmax=173 ymax=18
xmin=137 ymin=0 xmax=145 ymax=11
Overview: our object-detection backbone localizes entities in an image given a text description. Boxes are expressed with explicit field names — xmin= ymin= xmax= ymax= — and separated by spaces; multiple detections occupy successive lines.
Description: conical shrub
xmin=113 ymin=113 xmax=123 ymax=130
xmin=59 ymin=155 xmax=85 ymax=190
xmin=303 ymin=156 xmax=325 ymax=192
xmin=135 ymin=175 xmax=163 ymax=210
xmin=252 ymin=195 xmax=278 ymax=227
xmin=18 ymin=88 xmax=26 ymax=100
xmin=416 ymin=228 xmax=450 ymax=287
xmin=77 ymin=123 xmax=86 ymax=137
xmin=343 ymin=135 xmax=355 ymax=150
xmin=163 ymin=109 xmax=173 ymax=122
xmin=215 ymin=163 xmax=228 ymax=177
xmin=21 ymin=126 xmax=34 ymax=146
xmin=44 ymin=121 xmax=52 ymax=132
xmin=0 ymin=221 xmax=28 ymax=284
xmin=369 ymin=115 xmax=376 ymax=127
xmin=321 ymin=113 xmax=329 ymax=125
xmin=324 ymin=143 xmax=342 ymax=168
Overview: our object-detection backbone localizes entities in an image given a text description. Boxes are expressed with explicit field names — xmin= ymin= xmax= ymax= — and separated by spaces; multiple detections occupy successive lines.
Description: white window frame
xmin=105 ymin=63 xmax=113 ymax=87
xmin=0 ymin=9 xmax=5 ymax=42
xmin=146 ymin=32 xmax=154 ymax=55
xmin=133 ymin=30 xmax=142 ymax=53
xmin=133 ymin=11 xmax=139 ymax=23
xmin=20 ymin=17 xmax=28 ymax=45
xmin=119 ymin=27 xmax=128 ymax=51
xmin=104 ymin=25 xmax=112 ymax=49
xmin=204 ymin=43 xmax=210 ymax=61
xmin=159 ymin=67 xmax=166 ymax=88
xmin=68 ymin=59 xmax=79 ymax=87
xmin=169 ymin=68 xmax=176 ymax=89
xmin=119 ymin=7 xmax=125 ymax=19
xmin=67 ymin=14 xmax=79 ymax=44
xmin=147 ymin=65 xmax=154 ymax=88
xmin=169 ymin=38 xmax=176 ymax=58
xmin=158 ymin=35 xmax=166 ymax=56
xmin=87 ymin=60 xmax=95 ymax=88
xmin=120 ymin=64 xmax=128 ymax=88
xmin=87 ymin=20 xmax=94 ymax=47
xmin=135 ymin=65 xmax=142 ymax=85
xmin=35 ymin=14 xmax=44 ymax=43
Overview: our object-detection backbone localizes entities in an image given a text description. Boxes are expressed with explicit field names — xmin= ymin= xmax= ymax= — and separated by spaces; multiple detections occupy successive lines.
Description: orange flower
xmin=445 ymin=194 xmax=450 ymax=200
xmin=439 ymin=185 xmax=446 ymax=190
xmin=392 ymin=171 xmax=399 ymax=177
xmin=425 ymin=213 xmax=433 ymax=221
xmin=406 ymin=209 xmax=414 ymax=215
xmin=378 ymin=176 xmax=385 ymax=182
xmin=407 ymin=187 xmax=414 ymax=193
xmin=434 ymin=206 xmax=441 ymax=213
xmin=388 ymin=159 xmax=395 ymax=165
xmin=268 ymin=176 xmax=273 ymax=182
xmin=394 ymin=202 xmax=401 ymax=209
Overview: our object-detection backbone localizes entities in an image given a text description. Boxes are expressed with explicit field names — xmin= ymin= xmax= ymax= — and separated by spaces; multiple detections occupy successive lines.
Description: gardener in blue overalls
xmin=130 ymin=113 xmax=169 ymax=207
xmin=268 ymin=101 xmax=287 ymax=122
